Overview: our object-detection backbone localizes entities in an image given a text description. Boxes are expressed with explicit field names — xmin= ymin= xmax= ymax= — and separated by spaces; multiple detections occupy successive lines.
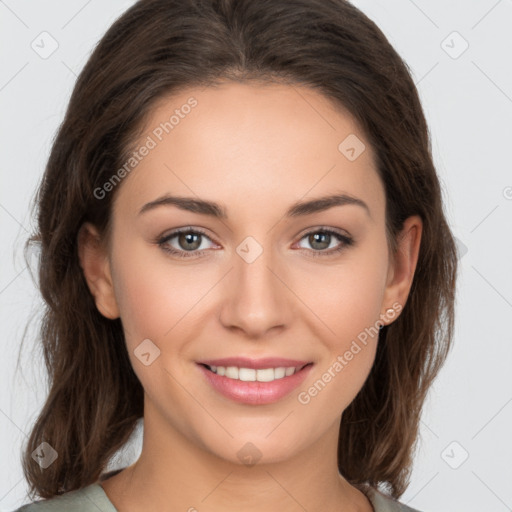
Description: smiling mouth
xmin=198 ymin=362 xmax=313 ymax=383
xmin=197 ymin=360 xmax=315 ymax=405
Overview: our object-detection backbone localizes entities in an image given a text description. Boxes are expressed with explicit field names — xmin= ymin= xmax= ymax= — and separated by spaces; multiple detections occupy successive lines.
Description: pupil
xmin=180 ymin=232 xmax=201 ymax=250
xmin=310 ymin=232 xmax=330 ymax=250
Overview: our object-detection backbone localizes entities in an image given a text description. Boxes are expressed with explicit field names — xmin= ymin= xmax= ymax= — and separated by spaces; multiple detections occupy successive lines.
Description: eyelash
xmin=156 ymin=226 xmax=354 ymax=259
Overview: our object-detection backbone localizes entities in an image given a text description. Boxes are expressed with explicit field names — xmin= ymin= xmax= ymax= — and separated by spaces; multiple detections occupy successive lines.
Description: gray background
xmin=1 ymin=1 xmax=511 ymax=511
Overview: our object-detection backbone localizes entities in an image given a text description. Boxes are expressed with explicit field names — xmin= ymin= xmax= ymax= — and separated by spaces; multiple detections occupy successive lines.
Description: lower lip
xmin=197 ymin=364 xmax=313 ymax=405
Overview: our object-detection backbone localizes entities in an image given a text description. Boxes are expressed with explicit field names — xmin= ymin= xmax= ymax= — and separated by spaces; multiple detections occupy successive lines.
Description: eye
xmin=157 ymin=228 xmax=218 ymax=258
xmin=156 ymin=226 xmax=354 ymax=260
xmin=295 ymin=228 xmax=354 ymax=257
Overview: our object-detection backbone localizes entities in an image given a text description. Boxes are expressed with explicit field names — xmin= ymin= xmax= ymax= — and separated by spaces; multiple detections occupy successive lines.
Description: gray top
xmin=14 ymin=482 xmax=421 ymax=512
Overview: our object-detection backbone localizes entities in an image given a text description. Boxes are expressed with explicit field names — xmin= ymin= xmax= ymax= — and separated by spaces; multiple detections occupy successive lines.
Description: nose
xmin=218 ymin=241 xmax=294 ymax=339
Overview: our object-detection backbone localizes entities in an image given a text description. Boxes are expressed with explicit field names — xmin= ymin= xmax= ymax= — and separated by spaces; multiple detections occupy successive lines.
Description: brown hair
xmin=20 ymin=0 xmax=458 ymax=501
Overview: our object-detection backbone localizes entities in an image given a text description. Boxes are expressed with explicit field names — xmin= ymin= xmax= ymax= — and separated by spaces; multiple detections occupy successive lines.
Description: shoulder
xmin=13 ymin=483 xmax=117 ymax=512
xmin=364 ymin=486 xmax=423 ymax=512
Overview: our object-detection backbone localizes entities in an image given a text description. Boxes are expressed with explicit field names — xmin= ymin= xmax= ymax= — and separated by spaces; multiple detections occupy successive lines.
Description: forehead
xmin=113 ymin=81 xmax=384 ymax=220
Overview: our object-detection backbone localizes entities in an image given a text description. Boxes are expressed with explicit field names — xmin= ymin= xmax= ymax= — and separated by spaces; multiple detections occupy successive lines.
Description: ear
xmin=77 ymin=222 xmax=120 ymax=319
xmin=381 ymin=215 xmax=422 ymax=325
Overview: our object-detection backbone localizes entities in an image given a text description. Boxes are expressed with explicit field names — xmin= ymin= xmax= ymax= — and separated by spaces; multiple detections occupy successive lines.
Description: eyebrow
xmin=138 ymin=192 xmax=371 ymax=219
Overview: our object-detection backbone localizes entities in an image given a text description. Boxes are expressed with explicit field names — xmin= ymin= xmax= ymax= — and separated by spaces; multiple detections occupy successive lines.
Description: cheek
xmin=292 ymin=237 xmax=388 ymax=404
xmin=294 ymin=239 xmax=389 ymax=343
xmin=294 ymin=260 xmax=386 ymax=415
xmin=110 ymin=237 xmax=210 ymax=341
xmin=109 ymin=241 xmax=210 ymax=400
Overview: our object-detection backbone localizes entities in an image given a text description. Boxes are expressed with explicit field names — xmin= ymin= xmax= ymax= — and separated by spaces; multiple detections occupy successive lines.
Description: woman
xmin=15 ymin=0 xmax=457 ymax=510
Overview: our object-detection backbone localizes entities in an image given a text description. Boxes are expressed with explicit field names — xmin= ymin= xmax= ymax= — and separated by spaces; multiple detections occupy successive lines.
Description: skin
xmin=78 ymin=81 xmax=422 ymax=512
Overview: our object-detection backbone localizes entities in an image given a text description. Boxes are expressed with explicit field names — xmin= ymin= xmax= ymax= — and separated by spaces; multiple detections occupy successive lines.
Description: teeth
xmin=238 ymin=368 xmax=256 ymax=381
xmin=225 ymin=366 xmax=239 ymax=379
xmin=208 ymin=365 xmax=301 ymax=382
xmin=274 ymin=367 xmax=286 ymax=379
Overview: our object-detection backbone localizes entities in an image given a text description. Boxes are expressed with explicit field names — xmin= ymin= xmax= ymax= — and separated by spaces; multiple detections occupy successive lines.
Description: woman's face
xmin=83 ymin=81 xmax=419 ymax=467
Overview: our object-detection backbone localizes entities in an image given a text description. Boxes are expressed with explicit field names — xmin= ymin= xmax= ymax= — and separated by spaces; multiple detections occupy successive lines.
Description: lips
xmin=196 ymin=357 xmax=314 ymax=405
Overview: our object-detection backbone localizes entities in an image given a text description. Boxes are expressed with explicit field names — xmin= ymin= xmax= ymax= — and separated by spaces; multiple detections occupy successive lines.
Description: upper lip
xmin=198 ymin=357 xmax=312 ymax=370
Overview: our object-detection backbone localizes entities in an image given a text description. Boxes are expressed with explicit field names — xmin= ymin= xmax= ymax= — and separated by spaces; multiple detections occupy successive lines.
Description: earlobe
xmin=77 ymin=222 xmax=120 ymax=319
xmin=381 ymin=215 xmax=423 ymax=324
